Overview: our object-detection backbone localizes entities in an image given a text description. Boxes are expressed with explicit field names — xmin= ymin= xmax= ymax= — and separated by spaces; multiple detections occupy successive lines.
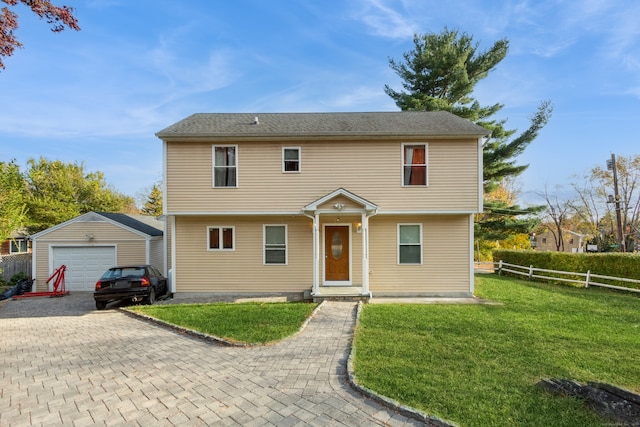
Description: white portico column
xmin=361 ymin=211 xmax=370 ymax=296
xmin=312 ymin=213 xmax=320 ymax=295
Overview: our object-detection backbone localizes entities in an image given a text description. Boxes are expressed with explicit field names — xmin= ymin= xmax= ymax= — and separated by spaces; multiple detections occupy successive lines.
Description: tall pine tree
xmin=385 ymin=28 xmax=552 ymax=240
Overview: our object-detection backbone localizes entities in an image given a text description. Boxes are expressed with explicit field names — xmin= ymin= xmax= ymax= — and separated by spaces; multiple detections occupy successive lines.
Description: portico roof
xmin=303 ymin=188 xmax=378 ymax=213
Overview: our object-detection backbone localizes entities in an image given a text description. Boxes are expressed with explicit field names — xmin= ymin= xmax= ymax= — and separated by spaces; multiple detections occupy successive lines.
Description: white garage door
xmin=51 ymin=246 xmax=116 ymax=291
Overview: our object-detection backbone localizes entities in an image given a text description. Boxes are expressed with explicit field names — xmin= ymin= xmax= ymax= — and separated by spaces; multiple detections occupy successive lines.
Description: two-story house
xmin=156 ymin=112 xmax=489 ymax=300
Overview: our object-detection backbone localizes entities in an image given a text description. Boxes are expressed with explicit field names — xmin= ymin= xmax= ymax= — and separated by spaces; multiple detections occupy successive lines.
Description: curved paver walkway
xmin=0 ymin=293 xmax=427 ymax=426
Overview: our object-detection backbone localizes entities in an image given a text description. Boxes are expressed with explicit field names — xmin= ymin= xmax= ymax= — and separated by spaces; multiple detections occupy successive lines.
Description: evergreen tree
xmin=141 ymin=182 xmax=163 ymax=217
xmin=385 ymin=28 xmax=552 ymax=240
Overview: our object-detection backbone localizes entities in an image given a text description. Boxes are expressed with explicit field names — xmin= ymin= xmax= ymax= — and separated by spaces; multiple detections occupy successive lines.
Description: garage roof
xmin=96 ymin=212 xmax=163 ymax=237
xmin=31 ymin=212 xmax=163 ymax=239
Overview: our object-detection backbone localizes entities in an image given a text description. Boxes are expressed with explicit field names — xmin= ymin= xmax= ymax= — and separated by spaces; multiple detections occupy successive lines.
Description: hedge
xmin=492 ymin=250 xmax=640 ymax=290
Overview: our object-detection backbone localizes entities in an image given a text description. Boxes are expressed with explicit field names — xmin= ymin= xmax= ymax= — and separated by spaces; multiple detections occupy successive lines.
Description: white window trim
xmin=263 ymin=224 xmax=288 ymax=265
xmin=207 ymin=226 xmax=235 ymax=251
xmin=212 ymin=145 xmax=239 ymax=188
xmin=10 ymin=239 xmax=28 ymax=254
xmin=282 ymin=147 xmax=301 ymax=173
xmin=401 ymin=143 xmax=429 ymax=187
xmin=397 ymin=223 xmax=423 ymax=265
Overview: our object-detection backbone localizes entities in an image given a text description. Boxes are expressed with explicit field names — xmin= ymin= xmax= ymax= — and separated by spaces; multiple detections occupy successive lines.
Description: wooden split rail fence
xmin=492 ymin=260 xmax=640 ymax=294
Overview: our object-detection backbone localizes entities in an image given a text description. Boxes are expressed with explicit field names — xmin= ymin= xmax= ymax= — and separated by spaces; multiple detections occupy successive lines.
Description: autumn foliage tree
xmin=0 ymin=0 xmax=79 ymax=70
xmin=0 ymin=160 xmax=27 ymax=241
xmin=24 ymin=157 xmax=137 ymax=233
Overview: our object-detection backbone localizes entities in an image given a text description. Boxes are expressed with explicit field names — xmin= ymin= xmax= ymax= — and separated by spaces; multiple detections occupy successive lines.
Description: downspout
xmin=31 ymin=239 xmax=37 ymax=292
xmin=145 ymin=238 xmax=151 ymax=265
xmin=302 ymin=211 xmax=319 ymax=295
xmin=469 ymin=213 xmax=475 ymax=295
xmin=170 ymin=215 xmax=176 ymax=293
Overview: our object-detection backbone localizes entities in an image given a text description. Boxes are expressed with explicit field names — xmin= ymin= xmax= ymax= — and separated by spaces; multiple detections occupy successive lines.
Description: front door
xmin=324 ymin=226 xmax=350 ymax=283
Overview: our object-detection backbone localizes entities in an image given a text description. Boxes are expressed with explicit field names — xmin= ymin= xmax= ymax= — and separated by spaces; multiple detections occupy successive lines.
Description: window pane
xmin=222 ymin=228 xmax=233 ymax=249
xmin=215 ymin=167 xmax=236 ymax=187
xmin=215 ymin=147 xmax=235 ymax=166
xmin=266 ymin=226 xmax=285 ymax=244
xmin=265 ymin=249 xmax=286 ymax=264
xmin=209 ymin=228 xmax=220 ymax=249
xmin=284 ymin=161 xmax=299 ymax=172
xmin=399 ymin=225 xmax=420 ymax=244
xmin=399 ymin=245 xmax=421 ymax=264
xmin=404 ymin=165 xmax=426 ymax=185
xmin=284 ymin=149 xmax=299 ymax=161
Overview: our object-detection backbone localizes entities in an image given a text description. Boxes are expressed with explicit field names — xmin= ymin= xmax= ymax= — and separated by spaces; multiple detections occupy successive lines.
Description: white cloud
xmin=352 ymin=0 xmax=419 ymax=39
xmin=322 ymin=85 xmax=395 ymax=110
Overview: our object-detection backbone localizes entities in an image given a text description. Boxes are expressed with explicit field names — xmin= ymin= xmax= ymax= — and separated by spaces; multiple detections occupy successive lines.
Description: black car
xmin=94 ymin=265 xmax=170 ymax=310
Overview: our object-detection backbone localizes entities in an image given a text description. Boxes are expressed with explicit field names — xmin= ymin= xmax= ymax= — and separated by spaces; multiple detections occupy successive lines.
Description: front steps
xmin=309 ymin=286 xmax=371 ymax=303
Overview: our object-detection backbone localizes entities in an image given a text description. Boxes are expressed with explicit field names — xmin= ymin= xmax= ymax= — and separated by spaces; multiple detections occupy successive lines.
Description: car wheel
xmin=95 ymin=300 xmax=107 ymax=310
xmin=146 ymin=287 xmax=156 ymax=305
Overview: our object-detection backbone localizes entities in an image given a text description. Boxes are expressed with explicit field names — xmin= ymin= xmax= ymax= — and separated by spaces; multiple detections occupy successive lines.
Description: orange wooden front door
xmin=325 ymin=226 xmax=350 ymax=282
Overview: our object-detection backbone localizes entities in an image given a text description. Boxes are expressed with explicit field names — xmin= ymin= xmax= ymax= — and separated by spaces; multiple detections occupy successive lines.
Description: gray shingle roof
xmin=97 ymin=212 xmax=163 ymax=237
xmin=156 ymin=111 xmax=490 ymax=140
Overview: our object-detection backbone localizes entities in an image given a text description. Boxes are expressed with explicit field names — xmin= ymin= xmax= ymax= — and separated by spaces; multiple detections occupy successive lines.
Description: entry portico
xmin=302 ymin=188 xmax=378 ymax=299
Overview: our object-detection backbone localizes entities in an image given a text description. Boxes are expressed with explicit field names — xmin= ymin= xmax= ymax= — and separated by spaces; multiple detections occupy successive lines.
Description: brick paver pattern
xmin=0 ymin=294 xmax=425 ymax=426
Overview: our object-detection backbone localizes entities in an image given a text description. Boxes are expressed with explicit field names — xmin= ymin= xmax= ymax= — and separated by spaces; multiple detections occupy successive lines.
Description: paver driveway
xmin=0 ymin=294 xmax=428 ymax=426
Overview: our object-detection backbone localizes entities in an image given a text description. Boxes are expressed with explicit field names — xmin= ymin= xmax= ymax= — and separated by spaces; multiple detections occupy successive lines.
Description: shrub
xmin=492 ymin=250 xmax=640 ymax=290
xmin=9 ymin=271 xmax=30 ymax=286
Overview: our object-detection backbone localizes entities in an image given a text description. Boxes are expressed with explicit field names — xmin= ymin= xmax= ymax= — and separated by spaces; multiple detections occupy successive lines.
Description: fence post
xmin=585 ymin=270 xmax=590 ymax=288
xmin=529 ymin=265 xmax=534 ymax=279
xmin=498 ymin=260 xmax=503 ymax=275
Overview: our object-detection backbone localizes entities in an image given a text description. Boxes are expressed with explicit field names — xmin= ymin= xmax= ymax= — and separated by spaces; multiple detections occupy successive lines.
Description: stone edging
xmin=119 ymin=300 xmax=326 ymax=347
xmin=346 ymin=301 xmax=458 ymax=427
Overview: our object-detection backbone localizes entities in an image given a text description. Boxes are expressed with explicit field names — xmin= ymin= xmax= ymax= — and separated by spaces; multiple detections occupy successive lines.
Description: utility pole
xmin=607 ymin=154 xmax=626 ymax=252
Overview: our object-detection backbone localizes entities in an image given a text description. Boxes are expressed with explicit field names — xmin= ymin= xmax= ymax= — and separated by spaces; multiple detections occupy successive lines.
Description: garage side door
xmin=51 ymin=246 xmax=116 ymax=291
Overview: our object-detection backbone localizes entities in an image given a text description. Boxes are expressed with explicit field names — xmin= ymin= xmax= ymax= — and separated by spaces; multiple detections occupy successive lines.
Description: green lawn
xmin=130 ymin=301 xmax=318 ymax=345
xmin=353 ymin=275 xmax=640 ymax=427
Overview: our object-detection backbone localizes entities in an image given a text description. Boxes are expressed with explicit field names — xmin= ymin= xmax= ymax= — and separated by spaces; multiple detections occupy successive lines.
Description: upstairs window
xmin=264 ymin=225 xmax=287 ymax=264
xmin=213 ymin=145 xmax=237 ymax=187
xmin=208 ymin=226 xmax=234 ymax=251
xmin=283 ymin=147 xmax=301 ymax=172
xmin=402 ymin=144 xmax=427 ymax=186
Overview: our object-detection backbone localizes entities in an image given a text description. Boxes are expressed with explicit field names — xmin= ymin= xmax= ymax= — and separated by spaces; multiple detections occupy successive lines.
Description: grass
xmin=130 ymin=301 xmax=318 ymax=344
xmin=353 ymin=275 xmax=640 ymax=427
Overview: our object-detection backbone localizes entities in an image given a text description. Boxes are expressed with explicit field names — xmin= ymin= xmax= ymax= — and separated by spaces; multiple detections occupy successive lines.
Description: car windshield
xmin=101 ymin=267 xmax=145 ymax=280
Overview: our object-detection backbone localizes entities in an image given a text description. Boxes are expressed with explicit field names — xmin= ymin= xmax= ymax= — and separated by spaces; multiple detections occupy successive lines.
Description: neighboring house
xmin=30 ymin=212 xmax=164 ymax=292
xmin=156 ymin=111 xmax=489 ymax=300
xmin=531 ymin=229 xmax=587 ymax=253
xmin=0 ymin=230 xmax=30 ymax=256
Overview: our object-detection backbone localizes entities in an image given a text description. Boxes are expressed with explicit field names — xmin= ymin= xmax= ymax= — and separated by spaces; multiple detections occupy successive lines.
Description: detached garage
xmin=31 ymin=212 xmax=164 ymax=292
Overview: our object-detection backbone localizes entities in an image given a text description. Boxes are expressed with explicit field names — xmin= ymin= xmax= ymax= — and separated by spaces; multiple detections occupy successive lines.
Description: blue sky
xmin=1 ymin=0 xmax=639 ymax=205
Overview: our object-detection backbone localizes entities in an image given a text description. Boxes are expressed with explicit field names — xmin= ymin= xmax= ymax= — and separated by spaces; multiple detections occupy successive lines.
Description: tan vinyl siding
xmin=368 ymin=215 xmax=471 ymax=295
xmin=149 ymin=238 xmax=164 ymax=272
xmin=33 ymin=222 xmax=152 ymax=291
xmin=166 ymin=139 xmax=479 ymax=213
xmin=174 ymin=215 xmax=313 ymax=293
